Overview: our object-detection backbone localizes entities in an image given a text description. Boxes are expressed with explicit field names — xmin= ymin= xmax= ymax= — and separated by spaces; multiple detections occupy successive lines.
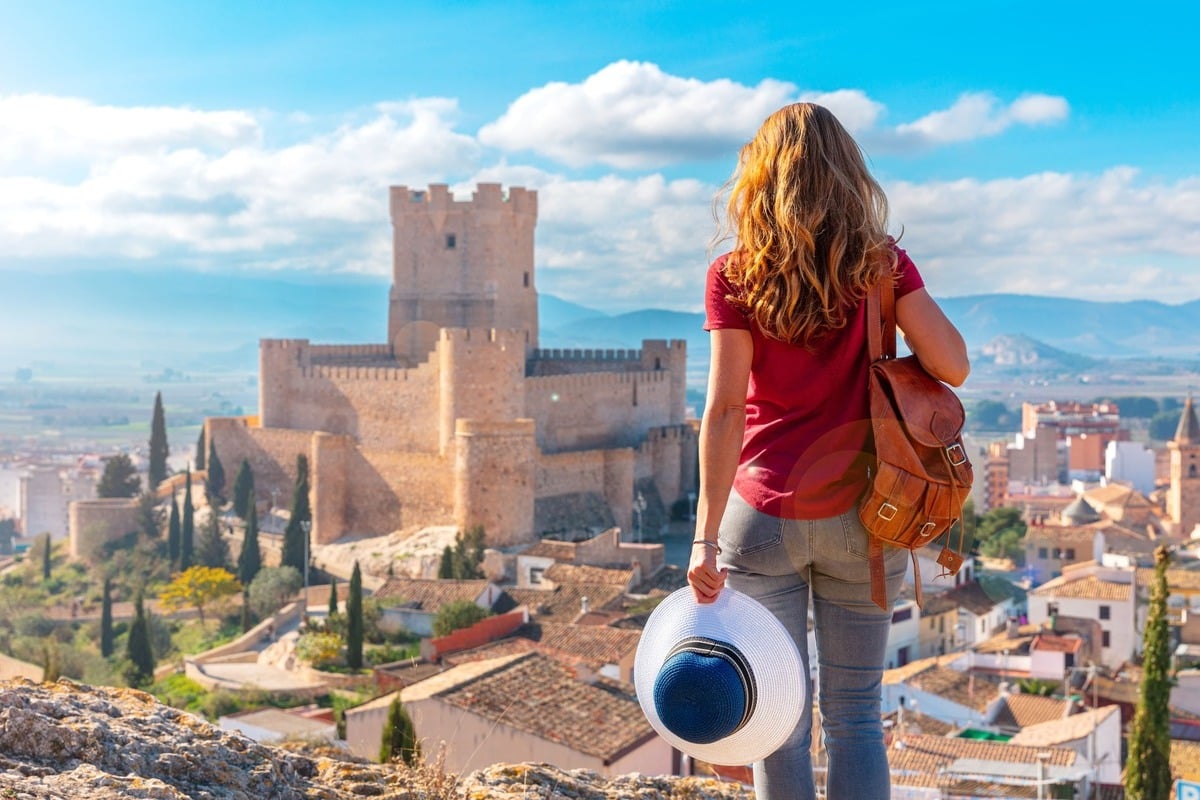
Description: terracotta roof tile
xmin=544 ymin=563 xmax=634 ymax=587
xmin=373 ymin=578 xmax=497 ymax=612
xmin=437 ymin=651 xmax=654 ymax=762
xmin=1137 ymin=567 xmax=1200 ymax=592
xmin=992 ymin=694 xmax=1072 ymax=730
xmin=524 ymin=622 xmax=642 ymax=666
xmin=938 ymin=581 xmax=1012 ymax=615
xmin=906 ymin=666 xmax=1004 ymax=712
xmin=1008 ymin=706 xmax=1118 ymax=747
xmin=1031 ymin=574 xmax=1131 ymax=601
xmin=1173 ymin=739 xmax=1200 ymax=782
xmin=1031 ymin=634 xmax=1084 ymax=654
xmin=520 ymin=540 xmax=576 ymax=560
xmin=506 ymin=584 xmax=627 ymax=621
xmin=888 ymin=733 xmax=1079 ymax=796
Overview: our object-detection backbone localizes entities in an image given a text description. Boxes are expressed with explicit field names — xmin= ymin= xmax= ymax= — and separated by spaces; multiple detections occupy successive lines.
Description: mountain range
xmin=2 ymin=269 xmax=1197 ymax=379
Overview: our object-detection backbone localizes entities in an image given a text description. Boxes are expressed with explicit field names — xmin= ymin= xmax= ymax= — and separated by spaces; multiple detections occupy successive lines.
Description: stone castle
xmin=207 ymin=183 xmax=697 ymax=548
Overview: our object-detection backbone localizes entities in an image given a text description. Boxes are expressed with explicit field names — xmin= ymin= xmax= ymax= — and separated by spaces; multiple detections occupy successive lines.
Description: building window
xmin=1099 ymin=605 xmax=1110 ymax=620
xmin=1102 ymin=630 xmax=1111 ymax=648
xmin=1038 ymin=547 xmax=1048 ymax=559
xmin=1065 ymin=548 xmax=1076 ymax=560
xmin=1052 ymin=548 xmax=1062 ymax=559
xmin=1065 ymin=653 xmax=1075 ymax=668
xmin=529 ymin=567 xmax=544 ymax=585
xmin=939 ymin=617 xmax=945 ymax=633
xmin=523 ymin=271 xmax=530 ymax=288
xmin=446 ymin=233 xmax=456 ymax=249
xmin=892 ymin=607 xmax=912 ymax=624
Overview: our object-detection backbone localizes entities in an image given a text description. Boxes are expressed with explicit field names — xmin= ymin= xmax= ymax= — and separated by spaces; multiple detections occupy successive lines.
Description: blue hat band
xmin=652 ymin=636 xmax=758 ymax=745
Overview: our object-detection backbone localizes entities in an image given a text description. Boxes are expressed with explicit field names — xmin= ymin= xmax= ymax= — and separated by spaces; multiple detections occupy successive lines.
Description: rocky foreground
xmin=0 ymin=679 xmax=753 ymax=799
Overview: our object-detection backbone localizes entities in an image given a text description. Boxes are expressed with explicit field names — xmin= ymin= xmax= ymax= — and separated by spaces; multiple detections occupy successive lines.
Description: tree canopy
xmin=148 ymin=392 xmax=170 ymax=488
xmin=159 ymin=566 xmax=240 ymax=626
xmin=97 ymin=454 xmax=140 ymax=498
xmin=232 ymin=459 xmax=255 ymax=520
xmin=433 ymin=599 xmax=491 ymax=637
xmin=247 ymin=566 xmax=302 ymax=620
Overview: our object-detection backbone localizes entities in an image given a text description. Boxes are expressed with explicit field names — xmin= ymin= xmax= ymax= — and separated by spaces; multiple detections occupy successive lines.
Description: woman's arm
xmin=689 ymin=327 xmax=753 ymax=603
xmin=895 ymin=288 xmax=970 ymax=387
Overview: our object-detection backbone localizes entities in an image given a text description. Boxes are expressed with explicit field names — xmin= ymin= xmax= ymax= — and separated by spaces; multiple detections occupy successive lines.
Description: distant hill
xmin=3 ymin=268 xmax=1199 ymax=381
xmin=976 ymin=334 xmax=1099 ymax=373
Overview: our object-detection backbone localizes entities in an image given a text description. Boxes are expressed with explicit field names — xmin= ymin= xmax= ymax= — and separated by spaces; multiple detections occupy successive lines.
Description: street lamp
xmin=633 ymin=492 xmax=647 ymax=544
xmin=300 ymin=519 xmax=311 ymax=610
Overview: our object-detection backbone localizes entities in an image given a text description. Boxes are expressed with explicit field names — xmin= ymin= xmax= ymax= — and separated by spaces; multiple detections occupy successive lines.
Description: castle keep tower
xmin=1168 ymin=394 xmax=1200 ymax=537
xmin=388 ymin=183 xmax=538 ymax=358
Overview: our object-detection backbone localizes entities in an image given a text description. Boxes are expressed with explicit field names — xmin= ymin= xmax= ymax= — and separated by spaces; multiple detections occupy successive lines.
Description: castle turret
xmin=454 ymin=419 xmax=535 ymax=547
xmin=388 ymin=183 xmax=538 ymax=357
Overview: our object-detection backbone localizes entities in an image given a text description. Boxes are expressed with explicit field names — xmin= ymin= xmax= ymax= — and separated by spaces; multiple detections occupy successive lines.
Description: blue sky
xmin=1 ymin=0 xmax=1198 ymax=312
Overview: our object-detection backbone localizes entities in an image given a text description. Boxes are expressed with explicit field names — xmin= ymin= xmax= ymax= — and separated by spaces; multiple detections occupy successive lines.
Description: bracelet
xmin=692 ymin=540 xmax=722 ymax=554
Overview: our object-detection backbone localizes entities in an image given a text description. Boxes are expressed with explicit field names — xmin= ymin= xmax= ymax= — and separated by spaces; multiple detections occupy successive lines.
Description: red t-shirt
xmin=704 ymin=246 xmax=925 ymax=519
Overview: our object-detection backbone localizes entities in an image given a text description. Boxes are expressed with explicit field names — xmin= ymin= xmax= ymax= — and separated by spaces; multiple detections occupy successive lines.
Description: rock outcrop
xmin=0 ymin=679 xmax=753 ymax=799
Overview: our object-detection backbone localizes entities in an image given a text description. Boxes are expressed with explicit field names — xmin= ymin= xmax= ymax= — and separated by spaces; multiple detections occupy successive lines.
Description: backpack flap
xmin=872 ymin=356 xmax=965 ymax=448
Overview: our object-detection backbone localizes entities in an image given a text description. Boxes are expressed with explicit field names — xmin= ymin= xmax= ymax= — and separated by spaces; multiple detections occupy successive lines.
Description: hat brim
xmin=635 ymin=587 xmax=805 ymax=765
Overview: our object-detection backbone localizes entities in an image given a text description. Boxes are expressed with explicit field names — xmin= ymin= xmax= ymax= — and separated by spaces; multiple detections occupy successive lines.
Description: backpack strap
xmin=867 ymin=273 xmax=900 ymax=611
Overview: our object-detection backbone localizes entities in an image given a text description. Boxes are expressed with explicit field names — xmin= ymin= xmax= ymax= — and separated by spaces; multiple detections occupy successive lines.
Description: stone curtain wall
xmin=207 ymin=418 xmax=312 ymax=513
xmin=454 ymin=420 xmax=536 ymax=547
xmin=536 ymin=448 xmax=635 ymax=534
xmin=527 ymin=371 xmax=673 ymax=452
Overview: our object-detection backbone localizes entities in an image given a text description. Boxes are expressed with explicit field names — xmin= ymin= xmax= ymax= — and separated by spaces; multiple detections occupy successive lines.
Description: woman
xmin=688 ymin=103 xmax=969 ymax=799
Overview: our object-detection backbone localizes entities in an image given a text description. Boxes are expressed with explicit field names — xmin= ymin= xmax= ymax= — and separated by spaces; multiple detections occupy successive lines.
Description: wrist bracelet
xmin=692 ymin=540 xmax=722 ymax=554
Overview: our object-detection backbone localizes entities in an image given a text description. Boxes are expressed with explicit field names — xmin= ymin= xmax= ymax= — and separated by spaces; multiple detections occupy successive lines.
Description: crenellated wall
xmin=527 ymin=347 xmax=645 ymax=376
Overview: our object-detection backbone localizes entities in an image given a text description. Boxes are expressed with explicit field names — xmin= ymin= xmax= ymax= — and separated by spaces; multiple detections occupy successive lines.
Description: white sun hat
xmin=634 ymin=586 xmax=806 ymax=766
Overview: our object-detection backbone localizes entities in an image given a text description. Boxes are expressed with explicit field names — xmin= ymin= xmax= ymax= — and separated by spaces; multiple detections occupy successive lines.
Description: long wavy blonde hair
xmin=715 ymin=103 xmax=896 ymax=346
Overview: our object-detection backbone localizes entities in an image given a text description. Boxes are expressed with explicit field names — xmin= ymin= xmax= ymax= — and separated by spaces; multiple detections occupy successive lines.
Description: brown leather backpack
xmin=858 ymin=278 xmax=973 ymax=610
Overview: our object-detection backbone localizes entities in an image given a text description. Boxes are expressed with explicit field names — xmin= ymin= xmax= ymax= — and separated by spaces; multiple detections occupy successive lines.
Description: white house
xmin=1105 ymin=442 xmax=1155 ymax=495
xmin=1009 ymin=705 xmax=1122 ymax=785
xmin=1027 ymin=562 xmax=1138 ymax=669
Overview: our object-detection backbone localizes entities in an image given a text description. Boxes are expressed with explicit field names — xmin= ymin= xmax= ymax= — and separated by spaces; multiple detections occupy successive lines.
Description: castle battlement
xmin=389 ymin=182 xmax=537 ymax=218
xmin=533 ymin=347 xmax=643 ymax=362
xmin=437 ymin=327 xmax=527 ymax=347
xmin=299 ymin=365 xmax=417 ymax=382
xmin=308 ymin=343 xmax=394 ymax=364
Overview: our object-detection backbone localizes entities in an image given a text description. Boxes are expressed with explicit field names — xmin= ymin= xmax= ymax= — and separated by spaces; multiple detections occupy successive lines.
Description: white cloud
xmin=480 ymin=63 xmax=1069 ymax=167
xmin=0 ymin=96 xmax=479 ymax=271
xmin=479 ymin=60 xmax=796 ymax=169
xmin=891 ymin=92 xmax=1068 ymax=146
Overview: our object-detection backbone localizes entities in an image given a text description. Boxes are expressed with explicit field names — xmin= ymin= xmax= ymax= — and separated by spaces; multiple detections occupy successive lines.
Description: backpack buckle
xmin=919 ymin=521 xmax=938 ymax=539
xmin=946 ymin=443 xmax=967 ymax=466
xmin=877 ymin=502 xmax=898 ymax=521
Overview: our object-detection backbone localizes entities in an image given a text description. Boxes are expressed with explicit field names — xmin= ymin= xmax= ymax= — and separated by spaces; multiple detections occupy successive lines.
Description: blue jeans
xmin=716 ymin=492 xmax=907 ymax=800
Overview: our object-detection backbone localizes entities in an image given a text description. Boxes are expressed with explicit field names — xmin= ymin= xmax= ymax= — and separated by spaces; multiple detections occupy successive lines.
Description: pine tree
xmin=232 ymin=459 xmax=255 ymax=520
xmin=40 ymin=532 xmax=51 ymax=581
xmin=124 ymin=592 xmax=155 ymax=687
xmin=196 ymin=511 xmax=229 ymax=570
xmin=167 ymin=496 xmax=181 ymax=569
xmin=328 ymin=576 xmax=339 ymax=616
xmin=379 ymin=694 xmax=421 ymax=765
xmin=206 ymin=439 xmax=225 ymax=504
xmin=280 ymin=454 xmax=311 ymax=575
xmin=100 ymin=577 xmax=114 ymax=658
xmin=236 ymin=490 xmax=262 ymax=586
xmin=148 ymin=391 xmax=169 ymax=489
xmin=347 ymin=561 xmax=363 ymax=670
xmin=195 ymin=427 xmax=206 ymax=471
xmin=1126 ymin=545 xmax=1173 ymax=800
xmin=180 ymin=468 xmax=195 ymax=571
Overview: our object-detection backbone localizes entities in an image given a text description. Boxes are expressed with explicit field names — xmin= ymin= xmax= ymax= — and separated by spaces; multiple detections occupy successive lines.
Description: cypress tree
xmin=236 ymin=490 xmax=262 ymax=586
xmin=328 ymin=576 xmax=339 ymax=616
xmin=41 ymin=532 xmax=51 ymax=581
xmin=280 ymin=454 xmax=311 ymax=575
xmin=347 ymin=561 xmax=363 ymax=670
xmin=232 ymin=459 xmax=255 ymax=520
xmin=195 ymin=427 xmax=206 ymax=471
xmin=167 ymin=496 xmax=181 ymax=568
xmin=196 ymin=512 xmax=229 ymax=570
xmin=206 ymin=439 xmax=225 ymax=504
xmin=379 ymin=694 xmax=421 ymax=765
xmin=125 ymin=592 xmax=155 ymax=687
xmin=438 ymin=545 xmax=455 ymax=579
xmin=42 ymin=643 xmax=61 ymax=683
xmin=180 ymin=468 xmax=194 ymax=571
xmin=148 ymin=391 xmax=169 ymax=489
xmin=100 ymin=577 xmax=114 ymax=658
xmin=1126 ymin=545 xmax=1173 ymax=800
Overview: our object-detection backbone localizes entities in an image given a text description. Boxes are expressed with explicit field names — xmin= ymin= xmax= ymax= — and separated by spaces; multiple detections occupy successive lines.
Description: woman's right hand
xmin=687 ymin=542 xmax=727 ymax=604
